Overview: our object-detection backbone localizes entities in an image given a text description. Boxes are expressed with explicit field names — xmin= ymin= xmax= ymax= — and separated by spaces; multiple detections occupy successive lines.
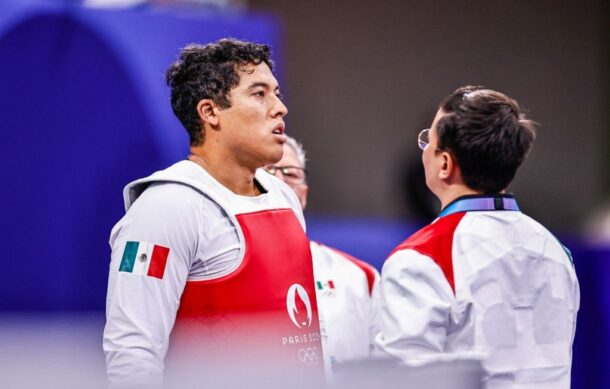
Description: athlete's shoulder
xmin=130 ymin=181 xmax=203 ymax=213
xmin=311 ymin=241 xmax=378 ymax=296
xmin=123 ymin=160 xmax=208 ymax=209
xmin=109 ymin=181 xmax=205 ymax=254
xmin=115 ymin=182 xmax=204 ymax=234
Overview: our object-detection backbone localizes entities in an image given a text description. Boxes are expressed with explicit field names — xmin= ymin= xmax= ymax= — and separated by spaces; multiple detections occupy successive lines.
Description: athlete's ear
xmin=196 ymin=99 xmax=220 ymax=127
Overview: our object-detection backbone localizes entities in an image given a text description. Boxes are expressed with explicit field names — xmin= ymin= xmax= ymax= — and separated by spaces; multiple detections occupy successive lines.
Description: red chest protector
xmin=170 ymin=208 xmax=324 ymax=377
xmin=124 ymin=162 xmax=325 ymax=382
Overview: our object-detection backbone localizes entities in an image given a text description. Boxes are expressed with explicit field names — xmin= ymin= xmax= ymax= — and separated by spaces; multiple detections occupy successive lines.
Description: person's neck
xmin=189 ymin=146 xmax=261 ymax=197
xmin=438 ymin=186 xmax=482 ymax=210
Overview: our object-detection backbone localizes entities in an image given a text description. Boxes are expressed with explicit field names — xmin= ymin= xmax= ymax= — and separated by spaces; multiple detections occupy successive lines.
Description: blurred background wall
xmin=0 ymin=0 xmax=608 ymax=388
xmin=251 ymin=0 xmax=609 ymax=231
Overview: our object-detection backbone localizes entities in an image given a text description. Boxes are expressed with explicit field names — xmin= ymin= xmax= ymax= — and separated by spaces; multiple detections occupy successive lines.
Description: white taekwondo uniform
xmin=377 ymin=194 xmax=579 ymax=389
xmin=310 ymin=241 xmax=381 ymax=366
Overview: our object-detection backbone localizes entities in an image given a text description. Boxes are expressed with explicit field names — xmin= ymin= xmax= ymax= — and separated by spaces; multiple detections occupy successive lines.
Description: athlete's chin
xmin=265 ymin=147 xmax=284 ymax=165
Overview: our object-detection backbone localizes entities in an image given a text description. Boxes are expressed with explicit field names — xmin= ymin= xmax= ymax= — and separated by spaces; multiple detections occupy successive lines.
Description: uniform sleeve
xmin=376 ymin=249 xmax=455 ymax=361
xmin=103 ymin=183 xmax=201 ymax=388
xmin=368 ymin=268 xmax=382 ymax=353
xmin=570 ymin=274 xmax=580 ymax=349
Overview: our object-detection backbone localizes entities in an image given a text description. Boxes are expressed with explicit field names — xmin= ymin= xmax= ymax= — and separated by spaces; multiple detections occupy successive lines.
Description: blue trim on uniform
xmin=439 ymin=194 xmax=520 ymax=218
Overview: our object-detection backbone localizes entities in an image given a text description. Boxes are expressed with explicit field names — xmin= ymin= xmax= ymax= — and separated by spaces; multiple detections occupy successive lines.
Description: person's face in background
xmin=267 ymin=143 xmax=309 ymax=210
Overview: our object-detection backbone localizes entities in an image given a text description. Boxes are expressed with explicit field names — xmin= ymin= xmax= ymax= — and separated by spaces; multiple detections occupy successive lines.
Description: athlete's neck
xmin=188 ymin=150 xmax=261 ymax=197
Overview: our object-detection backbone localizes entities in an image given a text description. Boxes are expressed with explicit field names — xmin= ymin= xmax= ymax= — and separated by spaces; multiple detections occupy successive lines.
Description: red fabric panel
xmin=170 ymin=209 xmax=324 ymax=376
xmin=388 ymin=212 xmax=466 ymax=294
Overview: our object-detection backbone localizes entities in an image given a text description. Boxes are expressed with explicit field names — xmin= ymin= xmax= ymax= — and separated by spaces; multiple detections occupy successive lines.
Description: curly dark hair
xmin=165 ymin=38 xmax=273 ymax=146
xmin=435 ymin=86 xmax=537 ymax=194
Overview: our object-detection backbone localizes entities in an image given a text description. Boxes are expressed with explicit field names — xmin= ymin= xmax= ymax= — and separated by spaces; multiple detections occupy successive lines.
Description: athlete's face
xmin=422 ymin=108 xmax=447 ymax=197
xmin=217 ymin=62 xmax=288 ymax=169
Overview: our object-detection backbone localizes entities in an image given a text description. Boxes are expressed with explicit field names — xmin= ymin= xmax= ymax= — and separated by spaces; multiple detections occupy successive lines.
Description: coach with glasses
xmin=377 ymin=86 xmax=579 ymax=389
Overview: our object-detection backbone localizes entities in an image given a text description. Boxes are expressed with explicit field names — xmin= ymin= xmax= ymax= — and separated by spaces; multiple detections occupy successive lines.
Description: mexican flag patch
xmin=316 ymin=280 xmax=335 ymax=291
xmin=119 ymin=241 xmax=169 ymax=279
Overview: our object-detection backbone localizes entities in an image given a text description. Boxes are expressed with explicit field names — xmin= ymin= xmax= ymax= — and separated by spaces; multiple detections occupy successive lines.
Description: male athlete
xmin=103 ymin=39 xmax=323 ymax=387
xmin=377 ymin=86 xmax=579 ymax=388
xmin=265 ymin=136 xmax=381 ymax=368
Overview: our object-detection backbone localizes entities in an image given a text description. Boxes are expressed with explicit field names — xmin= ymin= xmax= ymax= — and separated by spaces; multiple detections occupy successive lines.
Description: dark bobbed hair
xmin=165 ymin=38 xmax=273 ymax=146
xmin=436 ymin=85 xmax=537 ymax=194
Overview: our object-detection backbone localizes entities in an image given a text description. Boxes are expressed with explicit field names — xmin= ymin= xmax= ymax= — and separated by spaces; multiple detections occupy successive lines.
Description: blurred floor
xmin=0 ymin=312 xmax=106 ymax=389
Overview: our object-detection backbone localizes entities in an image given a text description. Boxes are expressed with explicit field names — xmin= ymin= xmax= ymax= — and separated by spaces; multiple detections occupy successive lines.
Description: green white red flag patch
xmin=119 ymin=241 xmax=169 ymax=279
xmin=315 ymin=280 xmax=335 ymax=291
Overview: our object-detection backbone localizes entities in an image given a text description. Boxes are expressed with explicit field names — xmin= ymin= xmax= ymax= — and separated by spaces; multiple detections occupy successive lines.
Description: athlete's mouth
xmin=272 ymin=123 xmax=285 ymax=135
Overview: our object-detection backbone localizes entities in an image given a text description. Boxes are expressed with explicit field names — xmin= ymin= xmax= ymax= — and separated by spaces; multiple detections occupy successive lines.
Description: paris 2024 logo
xmin=286 ymin=283 xmax=312 ymax=328
xmin=284 ymin=283 xmax=321 ymax=366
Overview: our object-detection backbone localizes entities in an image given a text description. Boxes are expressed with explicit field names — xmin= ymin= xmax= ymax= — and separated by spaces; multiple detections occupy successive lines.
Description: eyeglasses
xmin=417 ymin=128 xmax=443 ymax=152
xmin=264 ymin=165 xmax=307 ymax=184
xmin=418 ymin=128 xmax=431 ymax=150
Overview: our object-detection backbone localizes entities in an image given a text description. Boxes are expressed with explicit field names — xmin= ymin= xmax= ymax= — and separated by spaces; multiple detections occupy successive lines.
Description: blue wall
xmin=0 ymin=0 xmax=281 ymax=310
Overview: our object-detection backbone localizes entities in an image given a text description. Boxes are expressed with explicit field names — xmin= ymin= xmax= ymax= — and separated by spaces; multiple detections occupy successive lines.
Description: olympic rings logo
xmin=298 ymin=347 xmax=320 ymax=366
